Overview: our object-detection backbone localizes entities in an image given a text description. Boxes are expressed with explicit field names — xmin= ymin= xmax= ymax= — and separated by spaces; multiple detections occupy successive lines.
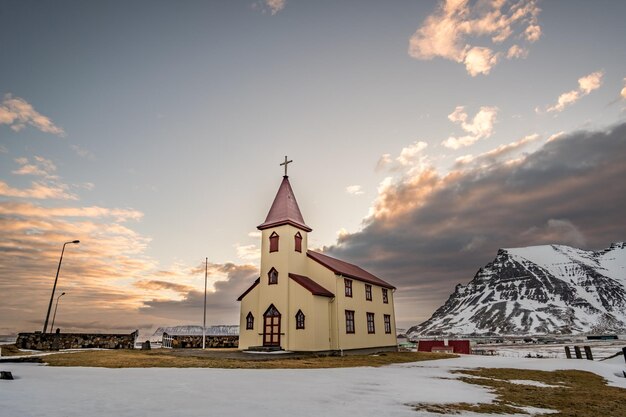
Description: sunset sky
xmin=1 ymin=0 xmax=626 ymax=334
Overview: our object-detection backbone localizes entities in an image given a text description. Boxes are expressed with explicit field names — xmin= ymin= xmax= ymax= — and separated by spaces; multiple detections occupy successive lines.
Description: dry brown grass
xmin=42 ymin=349 xmax=456 ymax=369
xmin=0 ymin=344 xmax=32 ymax=356
xmin=413 ymin=367 xmax=626 ymax=417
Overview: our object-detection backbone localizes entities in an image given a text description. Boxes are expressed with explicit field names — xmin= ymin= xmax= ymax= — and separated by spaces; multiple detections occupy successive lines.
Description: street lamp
xmin=43 ymin=240 xmax=79 ymax=333
xmin=50 ymin=292 xmax=66 ymax=333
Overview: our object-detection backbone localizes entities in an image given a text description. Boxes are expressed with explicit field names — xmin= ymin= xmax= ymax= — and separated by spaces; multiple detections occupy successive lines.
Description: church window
xmin=365 ymin=284 xmax=372 ymax=301
xmin=268 ymin=267 xmax=278 ymax=285
xmin=367 ymin=312 xmax=375 ymax=334
xmin=294 ymin=232 xmax=302 ymax=252
xmin=246 ymin=312 xmax=254 ymax=330
xmin=345 ymin=279 xmax=352 ymax=297
xmin=345 ymin=310 xmax=355 ymax=334
xmin=295 ymin=309 xmax=305 ymax=329
xmin=382 ymin=288 xmax=388 ymax=304
xmin=269 ymin=232 xmax=279 ymax=252
xmin=384 ymin=314 xmax=391 ymax=334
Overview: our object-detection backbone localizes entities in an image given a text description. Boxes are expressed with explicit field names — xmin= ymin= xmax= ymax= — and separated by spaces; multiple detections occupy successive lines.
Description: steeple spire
xmin=257 ymin=163 xmax=312 ymax=232
xmin=280 ymin=155 xmax=293 ymax=177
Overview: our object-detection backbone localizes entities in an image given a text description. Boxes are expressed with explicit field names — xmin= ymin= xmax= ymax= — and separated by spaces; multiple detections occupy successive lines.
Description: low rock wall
xmin=16 ymin=331 xmax=138 ymax=350
xmin=167 ymin=334 xmax=238 ymax=348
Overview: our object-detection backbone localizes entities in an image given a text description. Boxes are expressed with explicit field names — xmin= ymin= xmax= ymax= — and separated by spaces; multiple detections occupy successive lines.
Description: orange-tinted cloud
xmin=0 ymin=94 xmax=65 ymax=136
xmin=408 ymin=0 xmax=541 ymax=76
xmin=328 ymin=123 xmax=626 ymax=325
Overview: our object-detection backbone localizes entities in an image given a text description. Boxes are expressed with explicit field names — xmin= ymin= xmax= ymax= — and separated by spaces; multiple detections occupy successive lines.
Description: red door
xmin=263 ymin=304 xmax=281 ymax=347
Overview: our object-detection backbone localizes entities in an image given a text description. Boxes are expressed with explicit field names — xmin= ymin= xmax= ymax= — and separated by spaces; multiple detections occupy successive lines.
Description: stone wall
xmin=16 ymin=331 xmax=138 ymax=350
xmin=166 ymin=334 xmax=238 ymax=348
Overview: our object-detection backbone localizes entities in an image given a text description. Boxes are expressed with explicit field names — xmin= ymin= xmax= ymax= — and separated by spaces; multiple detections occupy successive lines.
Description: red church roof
xmin=236 ymin=277 xmax=260 ymax=301
xmin=257 ymin=176 xmax=312 ymax=232
xmin=307 ymin=250 xmax=396 ymax=289
xmin=288 ymin=273 xmax=334 ymax=298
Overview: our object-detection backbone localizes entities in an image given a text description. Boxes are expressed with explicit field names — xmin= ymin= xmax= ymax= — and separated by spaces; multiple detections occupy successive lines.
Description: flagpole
xmin=202 ymin=257 xmax=207 ymax=349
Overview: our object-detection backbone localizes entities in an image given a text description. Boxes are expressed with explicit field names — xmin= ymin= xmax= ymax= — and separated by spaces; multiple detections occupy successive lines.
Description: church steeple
xmin=257 ymin=157 xmax=312 ymax=232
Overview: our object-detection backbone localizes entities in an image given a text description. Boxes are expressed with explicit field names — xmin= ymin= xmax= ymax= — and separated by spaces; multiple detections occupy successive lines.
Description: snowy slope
xmin=1 ymin=356 xmax=624 ymax=417
xmin=152 ymin=325 xmax=239 ymax=336
xmin=409 ymin=242 xmax=626 ymax=336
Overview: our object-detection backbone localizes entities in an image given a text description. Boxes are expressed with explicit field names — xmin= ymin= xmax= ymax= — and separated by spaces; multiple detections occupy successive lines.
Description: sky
xmin=1 ymin=0 xmax=626 ymax=334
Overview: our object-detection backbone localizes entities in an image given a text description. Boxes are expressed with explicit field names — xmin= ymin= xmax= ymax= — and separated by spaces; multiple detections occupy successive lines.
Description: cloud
xmin=134 ymin=280 xmax=196 ymax=295
xmin=455 ymin=133 xmax=540 ymax=167
xmin=521 ymin=219 xmax=586 ymax=248
xmin=463 ymin=46 xmax=500 ymax=76
xmin=621 ymin=78 xmax=626 ymax=100
xmin=253 ymin=0 xmax=286 ymax=15
xmin=376 ymin=154 xmax=393 ymax=171
xmin=346 ymin=185 xmax=365 ymax=195
xmin=0 ymin=94 xmax=65 ymax=136
xmin=0 ymin=145 xmax=7 ymax=153
xmin=234 ymin=243 xmax=261 ymax=262
xmin=408 ymin=0 xmax=541 ymax=76
xmin=506 ymin=44 xmax=528 ymax=59
xmin=324 ymin=123 xmax=626 ymax=326
xmin=12 ymin=156 xmax=58 ymax=178
xmin=442 ymin=105 xmax=498 ymax=149
xmin=0 ymin=163 xmax=257 ymax=334
xmin=0 ymin=180 xmax=77 ymax=200
xmin=266 ymin=0 xmax=286 ymax=14
xmin=70 ymin=144 xmax=95 ymax=159
xmin=0 ymin=201 xmax=143 ymax=222
xmin=545 ymin=71 xmax=604 ymax=113
xmin=140 ymin=264 xmax=259 ymax=323
xmin=397 ymin=141 xmax=429 ymax=165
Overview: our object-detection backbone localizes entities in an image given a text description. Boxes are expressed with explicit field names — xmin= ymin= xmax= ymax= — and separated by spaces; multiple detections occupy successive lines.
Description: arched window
xmin=268 ymin=267 xmax=278 ymax=285
xmin=246 ymin=312 xmax=254 ymax=330
xmin=295 ymin=309 xmax=305 ymax=329
xmin=269 ymin=231 xmax=279 ymax=252
xmin=294 ymin=232 xmax=302 ymax=253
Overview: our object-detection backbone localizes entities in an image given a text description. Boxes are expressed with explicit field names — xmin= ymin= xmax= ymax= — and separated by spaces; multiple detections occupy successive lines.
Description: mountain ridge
xmin=409 ymin=242 xmax=626 ymax=337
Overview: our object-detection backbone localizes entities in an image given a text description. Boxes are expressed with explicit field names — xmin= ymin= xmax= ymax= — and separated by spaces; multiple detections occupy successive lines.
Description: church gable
xmin=288 ymin=273 xmax=334 ymax=298
xmin=306 ymin=250 xmax=395 ymax=290
xmin=238 ymin=157 xmax=397 ymax=353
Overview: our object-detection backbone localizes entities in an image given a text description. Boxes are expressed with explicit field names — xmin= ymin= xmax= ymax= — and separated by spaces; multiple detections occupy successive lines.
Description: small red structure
xmin=417 ymin=339 xmax=470 ymax=354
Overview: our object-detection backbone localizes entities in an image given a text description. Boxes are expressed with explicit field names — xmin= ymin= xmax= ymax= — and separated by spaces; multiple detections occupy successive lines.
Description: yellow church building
xmin=238 ymin=158 xmax=397 ymax=353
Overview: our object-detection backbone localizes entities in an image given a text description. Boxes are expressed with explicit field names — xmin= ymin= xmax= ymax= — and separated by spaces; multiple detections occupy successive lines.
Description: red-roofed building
xmin=238 ymin=159 xmax=397 ymax=352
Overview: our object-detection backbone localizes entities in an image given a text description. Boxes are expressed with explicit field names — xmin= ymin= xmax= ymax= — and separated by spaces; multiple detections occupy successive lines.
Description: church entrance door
xmin=263 ymin=304 xmax=281 ymax=347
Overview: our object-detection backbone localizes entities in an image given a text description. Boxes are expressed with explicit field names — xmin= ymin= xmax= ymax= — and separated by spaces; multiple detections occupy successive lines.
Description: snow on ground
xmin=1 ymin=355 xmax=624 ymax=417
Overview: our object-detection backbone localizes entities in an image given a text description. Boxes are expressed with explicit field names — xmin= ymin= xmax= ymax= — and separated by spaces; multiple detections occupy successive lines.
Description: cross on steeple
xmin=280 ymin=155 xmax=293 ymax=177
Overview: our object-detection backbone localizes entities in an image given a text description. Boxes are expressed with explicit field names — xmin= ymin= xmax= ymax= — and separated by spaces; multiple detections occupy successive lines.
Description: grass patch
xmin=413 ymin=367 xmax=626 ymax=417
xmin=42 ymin=349 xmax=456 ymax=369
xmin=0 ymin=344 xmax=33 ymax=357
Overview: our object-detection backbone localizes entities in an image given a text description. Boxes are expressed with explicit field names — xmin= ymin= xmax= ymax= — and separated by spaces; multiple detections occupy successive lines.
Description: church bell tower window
xmin=246 ymin=312 xmax=254 ymax=330
xmin=269 ymin=231 xmax=279 ymax=252
xmin=294 ymin=232 xmax=302 ymax=252
xmin=295 ymin=309 xmax=305 ymax=329
xmin=268 ymin=267 xmax=279 ymax=285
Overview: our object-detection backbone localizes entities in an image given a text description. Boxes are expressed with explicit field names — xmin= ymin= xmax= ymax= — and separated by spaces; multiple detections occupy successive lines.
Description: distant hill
xmin=409 ymin=242 xmax=626 ymax=337
xmin=152 ymin=325 xmax=239 ymax=336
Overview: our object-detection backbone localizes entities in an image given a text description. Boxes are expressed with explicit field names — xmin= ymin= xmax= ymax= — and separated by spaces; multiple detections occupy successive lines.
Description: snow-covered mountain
xmin=409 ymin=242 xmax=626 ymax=337
xmin=152 ymin=325 xmax=239 ymax=336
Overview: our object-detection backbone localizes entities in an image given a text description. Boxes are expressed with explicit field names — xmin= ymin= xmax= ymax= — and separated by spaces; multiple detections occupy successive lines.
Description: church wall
xmin=335 ymin=277 xmax=397 ymax=351
xmin=287 ymin=283 xmax=332 ymax=351
xmin=238 ymin=284 xmax=260 ymax=350
xmin=304 ymin=258 xmax=341 ymax=349
xmin=256 ymin=224 xmax=311 ymax=350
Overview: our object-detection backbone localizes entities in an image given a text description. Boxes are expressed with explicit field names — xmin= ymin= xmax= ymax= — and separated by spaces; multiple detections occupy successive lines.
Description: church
xmin=238 ymin=158 xmax=397 ymax=353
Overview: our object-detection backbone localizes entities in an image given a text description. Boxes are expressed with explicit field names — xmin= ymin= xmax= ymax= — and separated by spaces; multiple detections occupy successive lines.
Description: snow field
xmin=1 ymin=355 xmax=624 ymax=417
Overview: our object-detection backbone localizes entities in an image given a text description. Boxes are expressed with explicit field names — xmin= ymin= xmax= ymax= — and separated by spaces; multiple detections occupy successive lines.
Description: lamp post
xmin=50 ymin=292 xmax=66 ymax=333
xmin=43 ymin=240 xmax=79 ymax=333
xmin=202 ymin=257 xmax=207 ymax=349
